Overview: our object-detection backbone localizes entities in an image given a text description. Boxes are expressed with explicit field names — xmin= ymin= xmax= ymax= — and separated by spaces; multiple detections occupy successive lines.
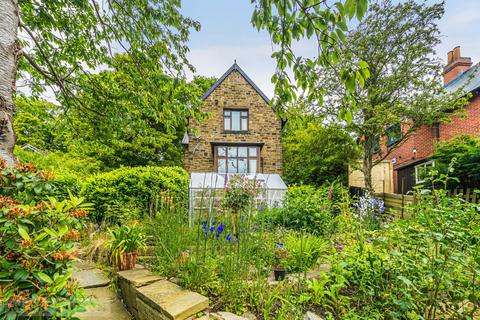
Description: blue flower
xmin=216 ymin=222 xmax=225 ymax=239
xmin=209 ymin=226 xmax=215 ymax=233
xmin=276 ymin=242 xmax=284 ymax=248
xmin=202 ymin=222 xmax=207 ymax=231
xmin=226 ymin=233 xmax=232 ymax=241
xmin=241 ymin=227 xmax=246 ymax=233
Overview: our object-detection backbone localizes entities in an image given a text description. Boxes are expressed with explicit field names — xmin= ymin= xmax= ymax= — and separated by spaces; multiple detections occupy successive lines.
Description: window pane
xmin=249 ymin=147 xmax=257 ymax=157
xmin=217 ymin=146 xmax=226 ymax=156
xmin=224 ymin=118 xmax=231 ymax=131
xmin=218 ymin=159 xmax=226 ymax=173
xmin=224 ymin=110 xmax=231 ymax=116
xmin=238 ymin=158 xmax=247 ymax=173
xmin=241 ymin=118 xmax=248 ymax=130
xmin=238 ymin=147 xmax=247 ymax=157
xmin=228 ymin=158 xmax=237 ymax=173
xmin=227 ymin=147 xmax=237 ymax=157
xmin=249 ymin=159 xmax=257 ymax=173
xmin=232 ymin=111 xmax=240 ymax=131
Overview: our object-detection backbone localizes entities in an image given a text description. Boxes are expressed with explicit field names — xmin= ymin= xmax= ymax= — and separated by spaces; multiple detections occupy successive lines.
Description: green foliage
xmin=283 ymin=122 xmax=360 ymax=185
xmin=15 ymin=147 xmax=102 ymax=179
xmin=430 ymin=134 xmax=480 ymax=188
xmin=0 ymin=166 xmax=92 ymax=318
xmin=67 ymin=56 xmax=216 ymax=168
xmin=283 ymin=233 xmax=329 ymax=273
xmin=82 ymin=166 xmax=189 ymax=223
xmin=276 ymin=184 xmax=345 ymax=235
xmin=250 ymin=0 xmax=369 ymax=121
xmin=14 ymin=97 xmax=63 ymax=151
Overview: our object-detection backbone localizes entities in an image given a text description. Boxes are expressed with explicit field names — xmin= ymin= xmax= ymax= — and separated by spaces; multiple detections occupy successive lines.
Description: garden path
xmin=73 ymin=260 xmax=132 ymax=320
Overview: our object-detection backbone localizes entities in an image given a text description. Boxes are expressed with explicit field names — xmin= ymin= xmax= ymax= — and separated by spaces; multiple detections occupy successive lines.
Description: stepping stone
xmin=74 ymin=268 xmax=110 ymax=289
xmin=304 ymin=311 xmax=324 ymax=320
xmin=136 ymin=279 xmax=208 ymax=320
xmin=78 ymin=286 xmax=131 ymax=320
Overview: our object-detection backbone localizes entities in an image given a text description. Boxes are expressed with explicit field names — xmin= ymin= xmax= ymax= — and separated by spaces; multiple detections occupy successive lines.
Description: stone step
xmin=78 ymin=287 xmax=132 ymax=320
xmin=74 ymin=268 xmax=110 ymax=289
xmin=136 ymin=279 xmax=209 ymax=320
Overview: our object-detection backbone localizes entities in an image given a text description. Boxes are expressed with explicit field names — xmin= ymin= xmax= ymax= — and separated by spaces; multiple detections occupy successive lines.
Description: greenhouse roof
xmin=189 ymin=172 xmax=287 ymax=190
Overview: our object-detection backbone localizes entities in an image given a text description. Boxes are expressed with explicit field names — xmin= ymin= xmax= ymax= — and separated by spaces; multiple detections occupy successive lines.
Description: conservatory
xmin=188 ymin=172 xmax=287 ymax=221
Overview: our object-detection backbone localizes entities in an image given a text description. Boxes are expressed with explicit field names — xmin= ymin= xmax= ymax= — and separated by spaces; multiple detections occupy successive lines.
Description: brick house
xmin=384 ymin=47 xmax=480 ymax=194
xmin=183 ymin=63 xmax=283 ymax=175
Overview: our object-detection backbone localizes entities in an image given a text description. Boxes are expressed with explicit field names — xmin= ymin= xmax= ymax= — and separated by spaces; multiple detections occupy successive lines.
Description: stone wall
xmin=184 ymin=70 xmax=282 ymax=174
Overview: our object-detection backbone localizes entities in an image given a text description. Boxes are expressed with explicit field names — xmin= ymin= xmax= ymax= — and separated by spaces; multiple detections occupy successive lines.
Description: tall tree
xmin=0 ymin=0 xmax=199 ymax=164
xmin=312 ymin=0 xmax=468 ymax=191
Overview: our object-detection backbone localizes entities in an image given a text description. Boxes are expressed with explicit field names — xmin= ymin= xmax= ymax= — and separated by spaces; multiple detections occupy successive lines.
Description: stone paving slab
xmin=136 ymin=279 xmax=209 ymax=319
xmin=78 ymin=287 xmax=132 ymax=320
xmin=75 ymin=268 xmax=111 ymax=289
xmin=118 ymin=268 xmax=164 ymax=287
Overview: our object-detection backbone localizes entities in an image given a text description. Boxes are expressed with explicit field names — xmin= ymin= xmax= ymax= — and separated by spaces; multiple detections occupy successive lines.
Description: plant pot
xmin=118 ymin=252 xmax=138 ymax=271
xmin=273 ymin=268 xmax=286 ymax=281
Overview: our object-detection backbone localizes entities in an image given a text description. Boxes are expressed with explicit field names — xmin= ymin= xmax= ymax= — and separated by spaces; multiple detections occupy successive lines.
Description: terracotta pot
xmin=118 ymin=252 xmax=138 ymax=271
xmin=273 ymin=267 xmax=286 ymax=281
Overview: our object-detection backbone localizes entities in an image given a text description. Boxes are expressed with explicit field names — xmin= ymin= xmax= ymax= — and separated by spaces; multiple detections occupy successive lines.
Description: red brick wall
xmin=384 ymin=94 xmax=480 ymax=193
xmin=439 ymin=95 xmax=480 ymax=141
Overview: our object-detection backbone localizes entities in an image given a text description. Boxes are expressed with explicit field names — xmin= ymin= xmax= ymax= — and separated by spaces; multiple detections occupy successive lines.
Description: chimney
xmin=443 ymin=46 xmax=472 ymax=85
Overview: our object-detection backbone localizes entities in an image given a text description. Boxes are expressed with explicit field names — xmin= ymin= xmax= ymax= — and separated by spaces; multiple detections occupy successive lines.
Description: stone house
xmin=183 ymin=63 xmax=283 ymax=175
xmin=382 ymin=47 xmax=480 ymax=194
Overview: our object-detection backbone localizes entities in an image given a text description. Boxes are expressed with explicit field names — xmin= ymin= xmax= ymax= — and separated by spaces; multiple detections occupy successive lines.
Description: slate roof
xmin=445 ymin=63 xmax=480 ymax=94
xmin=201 ymin=62 xmax=271 ymax=105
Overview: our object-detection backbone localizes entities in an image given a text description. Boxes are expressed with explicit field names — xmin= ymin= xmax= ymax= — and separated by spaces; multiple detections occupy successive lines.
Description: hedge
xmin=82 ymin=166 xmax=189 ymax=223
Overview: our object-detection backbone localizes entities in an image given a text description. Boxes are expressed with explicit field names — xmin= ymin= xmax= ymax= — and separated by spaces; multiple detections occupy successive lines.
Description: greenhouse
xmin=188 ymin=172 xmax=288 ymax=221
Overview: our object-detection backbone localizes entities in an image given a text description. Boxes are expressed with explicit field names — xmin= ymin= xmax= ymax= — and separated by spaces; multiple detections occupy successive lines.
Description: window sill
xmin=223 ymin=131 xmax=250 ymax=134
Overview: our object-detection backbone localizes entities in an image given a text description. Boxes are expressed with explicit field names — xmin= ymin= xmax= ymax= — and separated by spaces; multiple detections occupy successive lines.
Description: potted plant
xmin=273 ymin=242 xmax=288 ymax=281
xmin=108 ymin=222 xmax=146 ymax=271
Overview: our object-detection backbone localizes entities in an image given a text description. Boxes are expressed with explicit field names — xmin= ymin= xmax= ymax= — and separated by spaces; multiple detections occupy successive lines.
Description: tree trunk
xmin=362 ymin=136 xmax=374 ymax=193
xmin=0 ymin=0 xmax=19 ymax=166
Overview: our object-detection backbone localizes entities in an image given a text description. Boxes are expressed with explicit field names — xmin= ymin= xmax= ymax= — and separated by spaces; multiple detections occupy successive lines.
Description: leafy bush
xmin=0 ymin=162 xmax=92 ymax=319
xmin=276 ymin=184 xmax=346 ymax=235
xmin=430 ymin=134 xmax=480 ymax=188
xmin=82 ymin=166 xmax=189 ymax=223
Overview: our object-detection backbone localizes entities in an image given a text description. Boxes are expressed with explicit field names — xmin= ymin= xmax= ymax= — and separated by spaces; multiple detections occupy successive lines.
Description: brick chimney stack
xmin=444 ymin=46 xmax=472 ymax=85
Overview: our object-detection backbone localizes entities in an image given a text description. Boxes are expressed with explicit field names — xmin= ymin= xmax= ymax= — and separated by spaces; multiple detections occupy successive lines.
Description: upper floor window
xmin=386 ymin=124 xmax=402 ymax=147
xmin=415 ymin=161 xmax=434 ymax=184
xmin=224 ymin=109 xmax=248 ymax=132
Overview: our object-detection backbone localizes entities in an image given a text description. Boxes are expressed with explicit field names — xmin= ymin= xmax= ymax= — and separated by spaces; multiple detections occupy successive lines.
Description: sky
xmin=181 ymin=0 xmax=480 ymax=98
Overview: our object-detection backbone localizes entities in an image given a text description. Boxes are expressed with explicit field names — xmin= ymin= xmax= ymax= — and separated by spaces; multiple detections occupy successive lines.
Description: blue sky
xmin=182 ymin=0 xmax=480 ymax=98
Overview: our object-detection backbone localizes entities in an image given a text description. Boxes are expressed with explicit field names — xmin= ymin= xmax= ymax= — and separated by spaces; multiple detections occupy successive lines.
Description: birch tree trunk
xmin=0 ymin=0 xmax=19 ymax=165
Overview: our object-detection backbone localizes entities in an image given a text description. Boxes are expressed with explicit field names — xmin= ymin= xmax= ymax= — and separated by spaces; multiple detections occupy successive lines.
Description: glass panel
xmin=224 ymin=110 xmax=231 ymax=116
xmin=217 ymin=146 xmax=226 ymax=156
xmin=232 ymin=111 xmax=240 ymax=131
xmin=217 ymin=159 xmax=226 ymax=173
xmin=249 ymin=159 xmax=257 ymax=173
xmin=241 ymin=111 xmax=248 ymax=117
xmin=224 ymin=118 xmax=231 ymax=131
xmin=228 ymin=158 xmax=237 ymax=173
xmin=238 ymin=147 xmax=247 ymax=157
xmin=227 ymin=146 xmax=237 ymax=157
xmin=238 ymin=158 xmax=247 ymax=173
xmin=241 ymin=118 xmax=248 ymax=130
xmin=249 ymin=147 xmax=257 ymax=157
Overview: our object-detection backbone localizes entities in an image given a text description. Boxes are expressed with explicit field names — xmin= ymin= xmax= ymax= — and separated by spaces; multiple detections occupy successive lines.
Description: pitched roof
xmin=201 ymin=62 xmax=271 ymax=105
xmin=445 ymin=63 xmax=480 ymax=94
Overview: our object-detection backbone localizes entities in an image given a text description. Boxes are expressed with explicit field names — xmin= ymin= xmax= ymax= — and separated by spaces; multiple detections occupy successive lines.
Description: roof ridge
xmin=201 ymin=63 xmax=271 ymax=104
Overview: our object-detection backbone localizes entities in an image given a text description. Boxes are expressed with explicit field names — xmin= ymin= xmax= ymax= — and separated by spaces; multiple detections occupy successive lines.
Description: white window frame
xmin=414 ymin=161 xmax=435 ymax=184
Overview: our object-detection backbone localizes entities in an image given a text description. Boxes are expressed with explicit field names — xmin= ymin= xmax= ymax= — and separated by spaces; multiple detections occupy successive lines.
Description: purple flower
xmin=241 ymin=228 xmax=246 ymax=233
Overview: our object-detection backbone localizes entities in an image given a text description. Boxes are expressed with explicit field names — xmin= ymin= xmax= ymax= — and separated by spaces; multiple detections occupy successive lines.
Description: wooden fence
xmin=375 ymin=188 xmax=480 ymax=216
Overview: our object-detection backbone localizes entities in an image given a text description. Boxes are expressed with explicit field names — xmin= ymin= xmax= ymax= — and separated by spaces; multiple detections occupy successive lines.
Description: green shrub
xmin=283 ymin=233 xmax=329 ymax=273
xmin=0 ymin=162 xmax=91 ymax=319
xmin=277 ymin=184 xmax=345 ymax=235
xmin=82 ymin=166 xmax=189 ymax=223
